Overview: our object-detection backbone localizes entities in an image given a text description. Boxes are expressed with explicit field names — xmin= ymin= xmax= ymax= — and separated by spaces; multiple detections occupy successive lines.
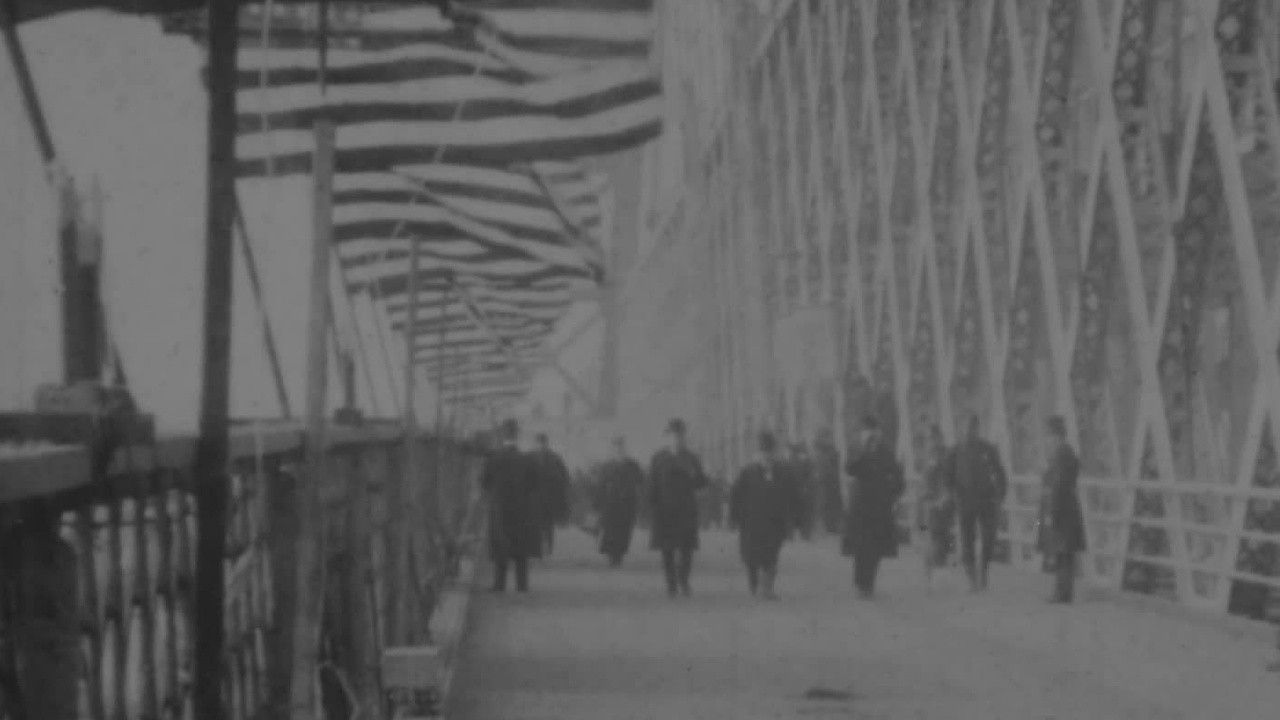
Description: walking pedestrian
xmin=787 ymin=442 xmax=816 ymax=541
xmin=841 ymin=416 xmax=905 ymax=598
xmin=919 ymin=425 xmax=956 ymax=589
xmin=813 ymin=429 xmax=844 ymax=536
xmin=952 ymin=415 xmax=1009 ymax=592
xmin=1038 ymin=415 xmax=1086 ymax=603
xmin=730 ymin=431 xmax=802 ymax=599
xmin=530 ymin=433 xmax=571 ymax=557
xmin=648 ymin=418 xmax=708 ymax=597
xmin=597 ymin=437 xmax=644 ymax=567
xmin=480 ymin=419 xmax=542 ymax=592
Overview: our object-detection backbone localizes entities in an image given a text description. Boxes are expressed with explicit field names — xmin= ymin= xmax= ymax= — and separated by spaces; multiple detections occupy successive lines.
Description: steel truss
xmin=625 ymin=0 xmax=1280 ymax=619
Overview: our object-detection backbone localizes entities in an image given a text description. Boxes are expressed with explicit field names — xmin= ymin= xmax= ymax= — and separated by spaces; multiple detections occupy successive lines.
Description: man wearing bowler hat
xmin=648 ymin=418 xmax=709 ymax=597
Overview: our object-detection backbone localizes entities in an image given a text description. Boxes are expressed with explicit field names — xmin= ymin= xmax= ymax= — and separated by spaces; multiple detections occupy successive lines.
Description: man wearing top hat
xmin=648 ymin=418 xmax=709 ymax=597
xmin=479 ymin=419 xmax=543 ymax=592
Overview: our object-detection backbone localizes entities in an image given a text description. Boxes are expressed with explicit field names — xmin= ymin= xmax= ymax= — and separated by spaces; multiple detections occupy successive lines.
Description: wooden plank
xmin=391 ymin=226 xmax=424 ymax=645
xmin=290 ymin=119 xmax=336 ymax=720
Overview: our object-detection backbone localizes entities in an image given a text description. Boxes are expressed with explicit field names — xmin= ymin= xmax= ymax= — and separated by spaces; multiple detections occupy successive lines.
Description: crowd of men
xmin=477 ymin=411 xmax=1092 ymax=606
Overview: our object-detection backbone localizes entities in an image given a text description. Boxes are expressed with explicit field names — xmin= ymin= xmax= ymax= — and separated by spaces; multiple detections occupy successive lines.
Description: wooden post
xmin=190 ymin=0 xmax=239 ymax=717
xmin=393 ymin=237 xmax=423 ymax=645
xmin=290 ymin=119 xmax=336 ymax=720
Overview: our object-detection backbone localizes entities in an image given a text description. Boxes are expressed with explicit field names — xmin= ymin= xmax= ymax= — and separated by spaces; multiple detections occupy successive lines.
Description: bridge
xmin=1 ymin=1 xmax=1279 ymax=719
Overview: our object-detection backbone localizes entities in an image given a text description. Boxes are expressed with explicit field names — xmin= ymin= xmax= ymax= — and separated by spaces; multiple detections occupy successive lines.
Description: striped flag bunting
xmin=391 ymin=311 xmax=555 ymax=336
xmin=233 ymin=57 xmax=662 ymax=176
xmin=357 ymin=264 xmax=589 ymax=300
xmin=397 ymin=162 xmax=604 ymax=248
xmin=453 ymin=0 xmax=656 ymax=77
xmin=331 ymin=188 xmax=602 ymax=277
xmin=413 ymin=333 xmax=542 ymax=357
xmin=136 ymin=0 xmax=657 ymax=388
xmin=340 ymin=246 xmax=596 ymax=292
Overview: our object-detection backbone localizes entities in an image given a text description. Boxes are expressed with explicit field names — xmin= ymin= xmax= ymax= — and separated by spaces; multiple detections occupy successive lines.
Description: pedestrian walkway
xmin=449 ymin=529 xmax=1280 ymax=719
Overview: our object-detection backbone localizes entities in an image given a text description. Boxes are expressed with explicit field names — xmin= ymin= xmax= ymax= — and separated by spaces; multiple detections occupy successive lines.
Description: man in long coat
xmin=730 ymin=431 xmax=802 ymax=599
xmin=530 ymin=433 xmax=571 ymax=556
xmin=648 ymin=418 xmax=708 ymax=597
xmin=480 ymin=419 xmax=542 ymax=592
xmin=1037 ymin=415 xmax=1086 ymax=603
xmin=842 ymin=416 xmax=905 ymax=598
xmin=787 ymin=442 xmax=817 ymax=541
xmin=813 ymin=430 xmax=844 ymax=535
xmin=597 ymin=437 xmax=644 ymax=566
xmin=952 ymin=415 xmax=1009 ymax=592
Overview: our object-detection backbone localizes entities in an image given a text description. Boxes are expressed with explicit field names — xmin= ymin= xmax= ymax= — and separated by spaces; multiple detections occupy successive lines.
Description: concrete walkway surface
xmin=449 ymin=528 xmax=1280 ymax=719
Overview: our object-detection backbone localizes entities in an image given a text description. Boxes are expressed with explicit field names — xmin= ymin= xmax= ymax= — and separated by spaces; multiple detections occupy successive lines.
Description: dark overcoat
xmin=648 ymin=447 xmax=708 ymax=551
xmin=841 ymin=442 xmax=905 ymax=558
xmin=920 ymin=449 xmax=957 ymax=564
xmin=480 ymin=445 xmax=544 ymax=561
xmin=730 ymin=459 xmax=801 ymax=566
xmin=789 ymin=456 xmax=816 ymax=532
xmin=530 ymin=449 xmax=572 ymax=527
xmin=952 ymin=439 xmax=1009 ymax=515
xmin=597 ymin=457 xmax=644 ymax=558
xmin=1037 ymin=444 xmax=1086 ymax=555
xmin=813 ymin=442 xmax=844 ymax=533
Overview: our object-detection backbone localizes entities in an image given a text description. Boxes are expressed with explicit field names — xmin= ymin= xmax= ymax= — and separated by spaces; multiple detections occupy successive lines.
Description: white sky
xmin=0 ymin=12 xmax=431 ymax=433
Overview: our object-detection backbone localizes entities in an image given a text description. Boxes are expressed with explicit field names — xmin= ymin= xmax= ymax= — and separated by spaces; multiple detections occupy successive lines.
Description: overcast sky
xmin=0 ymin=11 xmax=408 ymax=433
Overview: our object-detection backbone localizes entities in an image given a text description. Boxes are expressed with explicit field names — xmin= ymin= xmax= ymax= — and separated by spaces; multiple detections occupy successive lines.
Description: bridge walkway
xmin=449 ymin=528 xmax=1279 ymax=720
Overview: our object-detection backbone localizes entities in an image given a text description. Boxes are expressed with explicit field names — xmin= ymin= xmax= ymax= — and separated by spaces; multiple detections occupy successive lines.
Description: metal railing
xmin=0 ymin=420 xmax=483 ymax=720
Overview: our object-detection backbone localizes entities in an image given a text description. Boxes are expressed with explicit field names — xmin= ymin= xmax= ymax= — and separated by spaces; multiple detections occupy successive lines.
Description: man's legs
xmin=677 ymin=547 xmax=693 ymax=595
xmin=958 ymin=509 xmax=979 ymax=590
xmin=761 ymin=560 xmax=779 ymax=600
xmin=661 ymin=549 xmax=679 ymax=596
xmin=978 ymin=504 xmax=999 ymax=589
xmin=1052 ymin=552 xmax=1075 ymax=602
xmin=514 ymin=556 xmax=530 ymax=592
xmin=852 ymin=547 xmax=881 ymax=596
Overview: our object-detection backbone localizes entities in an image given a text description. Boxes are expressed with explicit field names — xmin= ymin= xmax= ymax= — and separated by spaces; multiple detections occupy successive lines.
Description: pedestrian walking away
xmin=531 ymin=433 xmax=571 ymax=557
xmin=480 ymin=419 xmax=543 ymax=593
xmin=1037 ymin=415 xmax=1085 ymax=604
xmin=951 ymin=415 xmax=1009 ymax=592
xmin=787 ymin=442 xmax=816 ymax=541
xmin=648 ymin=418 xmax=708 ymax=597
xmin=842 ymin=416 xmax=905 ymax=598
xmin=918 ymin=425 xmax=956 ymax=589
xmin=813 ymin=429 xmax=844 ymax=536
xmin=596 ymin=436 xmax=644 ymax=567
xmin=730 ymin=430 xmax=802 ymax=599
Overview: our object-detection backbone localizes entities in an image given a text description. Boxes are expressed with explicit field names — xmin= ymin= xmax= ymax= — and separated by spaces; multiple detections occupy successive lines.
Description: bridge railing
xmin=998 ymin=474 xmax=1280 ymax=618
xmin=0 ymin=420 xmax=483 ymax=720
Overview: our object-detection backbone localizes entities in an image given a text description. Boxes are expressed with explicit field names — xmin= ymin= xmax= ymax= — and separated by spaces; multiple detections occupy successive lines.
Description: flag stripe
xmin=235 ymin=114 xmax=661 ymax=176
xmin=238 ymin=63 xmax=657 ymax=133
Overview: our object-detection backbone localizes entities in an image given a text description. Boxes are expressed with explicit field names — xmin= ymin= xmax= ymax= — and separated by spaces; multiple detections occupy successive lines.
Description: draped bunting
xmin=154 ymin=0 xmax=663 ymax=406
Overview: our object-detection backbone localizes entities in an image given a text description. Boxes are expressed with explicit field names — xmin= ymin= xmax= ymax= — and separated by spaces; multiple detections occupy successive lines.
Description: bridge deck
xmin=450 ymin=529 xmax=1279 ymax=720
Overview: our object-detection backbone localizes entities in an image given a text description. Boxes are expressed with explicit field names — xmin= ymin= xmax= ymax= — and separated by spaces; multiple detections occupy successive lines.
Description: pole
xmin=290 ymin=119 xmax=336 ymax=720
xmin=394 ymin=236 xmax=423 ymax=644
xmin=191 ymin=0 xmax=239 ymax=717
xmin=0 ymin=1 xmax=54 ymax=162
xmin=1 ymin=2 xmax=100 ymax=383
xmin=234 ymin=203 xmax=294 ymax=417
